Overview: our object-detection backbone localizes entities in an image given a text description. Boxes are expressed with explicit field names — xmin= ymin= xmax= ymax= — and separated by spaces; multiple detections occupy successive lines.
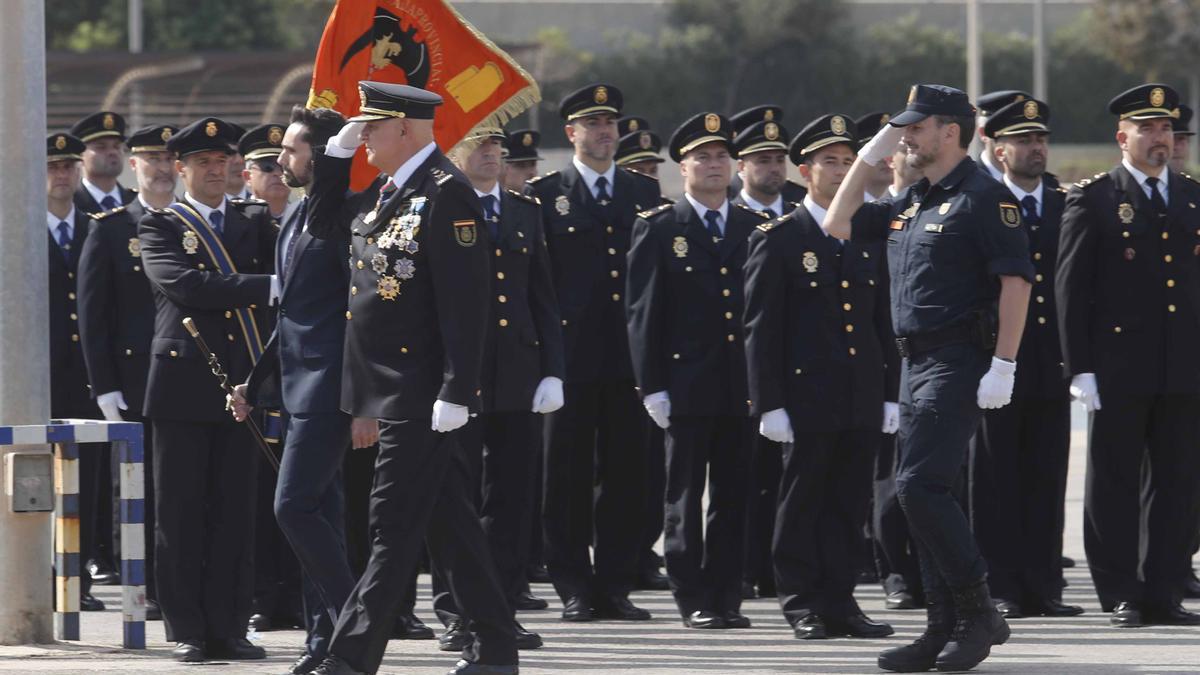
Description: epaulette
xmin=734 ymin=202 xmax=769 ymax=219
xmin=1074 ymin=172 xmax=1109 ymax=189
xmin=430 ymin=168 xmax=454 ymax=186
xmin=637 ymin=202 xmax=673 ymax=220
xmin=757 ymin=215 xmax=789 ymax=233
xmin=92 ymin=204 xmax=127 ymax=220
xmin=526 ymin=170 xmax=559 ymax=186
xmin=506 ymin=189 xmax=540 ymax=206
xmin=147 ymin=206 xmax=173 ymax=216
xmin=1055 ymin=185 xmax=1068 ymax=194
xmin=785 ymin=201 xmax=801 ymax=210
xmin=230 ymin=197 xmax=268 ymax=207
xmin=1181 ymin=172 xmax=1200 ymax=187
xmin=623 ymin=167 xmax=660 ymax=182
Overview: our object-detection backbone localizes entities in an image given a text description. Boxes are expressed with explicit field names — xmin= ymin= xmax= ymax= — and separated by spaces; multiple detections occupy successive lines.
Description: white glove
xmin=643 ymin=391 xmax=671 ymax=430
xmin=882 ymin=401 xmax=900 ymax=435
xmin=269 ymin=274 xmax=281 ymax=305
xmin=1069 ymin=373 xmax=1102 ymax=412
xmin=977 ymin=357 xmax=1017 ymax=410
xmin=531 ymin=376 xmax=564 ymax=414
xmin=759 ymin=408 xmax=794 ymax=444
xmin=431 ymin=400 xmax=469 ymax=433
xmin=858 ymin=123 xmax=906 ymax=166
xmin=326 ymin=121 xmax=365 ymax=158
xmin=97 ymin=391 xmax=128 ymax=422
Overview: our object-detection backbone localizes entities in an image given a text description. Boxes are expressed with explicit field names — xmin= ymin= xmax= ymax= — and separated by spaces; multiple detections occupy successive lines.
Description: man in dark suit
xmin=305 ymin=81 xmax=516 ymax=675
xmin=743 ymin=114 xmax=898 ymax=641
xmin=71 ymin=111 xmax=138 ymax=215
xmin=969 ymin=100 xmax=1082 ymax=620
xmin=524 ymin=83 xmax=661 ymax=622
xmin=45 ymin=132 xmax=105 ymax=613
xmin=138 ymin=117 xmax=278 ymax=663
xmin=626 ymin=112 xmax=761 ymax=629
xmin=78 ymin=123 xmax=179 ymax=621
xmin=1057 ymin=83 xmax=1200 ymax=628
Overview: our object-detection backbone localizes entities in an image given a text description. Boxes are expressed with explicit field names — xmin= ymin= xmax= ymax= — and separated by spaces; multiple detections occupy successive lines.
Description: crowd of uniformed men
xmin=43 ymin=76 xmax=1200 ymax=675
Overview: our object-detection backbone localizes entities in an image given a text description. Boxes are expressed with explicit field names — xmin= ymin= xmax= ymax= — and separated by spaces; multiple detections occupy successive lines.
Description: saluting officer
xmin=77 ymin=123 xmax=179 ymax=621
xmin=858 ymin=112 xmax=895 ymax=202
xmin=525 ymin=83 xmax=662 ymax=622
xmin=305 ymin=81 xmax=516 ymax=675
xmin=1057 ymin=84 xmax=1200 ymax=628
xmin=744 ymin=114 xmax=898 ymax=641
xmin=970 ymin=99 xmax=1082 ymax=620
xmin=626 ymin=112 xmax=761 ymax=629
xmin=71 ymin=111 xmax=138 ymax=215
xmin=824 ymin=85 xmax=1033 ymax=672
xmin=137 ymin=117 xmax=279 ymax=663
xmin=615 ymin=116 xmax=667 ymax=179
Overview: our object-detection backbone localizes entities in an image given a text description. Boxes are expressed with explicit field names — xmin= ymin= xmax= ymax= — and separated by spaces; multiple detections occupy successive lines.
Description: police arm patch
xmin=452 ymin=219 xmax=478 ymax=246
xmin=999 ymin=202 xmax=1021 ymax=228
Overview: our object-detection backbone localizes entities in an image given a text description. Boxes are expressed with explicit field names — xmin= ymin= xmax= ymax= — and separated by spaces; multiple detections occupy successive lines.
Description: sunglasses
xmin=251 ymin=158 xmax=281 ymax=173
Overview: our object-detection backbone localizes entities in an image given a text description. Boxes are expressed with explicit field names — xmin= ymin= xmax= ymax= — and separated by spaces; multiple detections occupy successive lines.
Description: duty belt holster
xmin=895 ymin=311 xmax=996 ymax=359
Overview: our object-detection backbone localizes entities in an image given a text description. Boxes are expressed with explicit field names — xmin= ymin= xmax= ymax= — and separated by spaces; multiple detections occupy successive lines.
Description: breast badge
xmin=802 ymin=251 xmax=819 ymax=273
xmin=673 ymin=236 xmax=688 ymax=258
xmin=182 ymin=230 xmax=199 ymax=255
xmin=1118 ymin=202 xmax=1134 ymax=224
xmin=555 ymin=195 xmax=571 ymax=216
xmin=128 ymin=237 xmax=141 ymax=258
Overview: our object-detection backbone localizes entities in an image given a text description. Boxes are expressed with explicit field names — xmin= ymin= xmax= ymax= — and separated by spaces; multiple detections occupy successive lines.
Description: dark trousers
xmin=895 ymin=343 xmax=991 ymax=591
xmin=1084 ymin=393 xmax=1200 ymax=609
xmin=542 ymin=378 xmax=648 ymax=602
xmin=641 ymin=425 xmax=666 ymax=571
xmin=663 ymin=415 xmax=749 ymax=616
xmin=971 ymin=392 xmax=1071 ymax=603
xmin=329 ymin=420 xmax=515 ymax=672
xmin=776 ymin=428 xmax=877 ymax=623
xmin=745 ymin=435 xmax=782 ymax=593
xmin=274 ymin=412 xmax=355 ymax=660
xmin=873 ymin=434 xmax=922 ymax=599
xmin=152 ymin=418 xmax=257 ymax=642
xmin=254 ymin=439 xmax=301 ymax=624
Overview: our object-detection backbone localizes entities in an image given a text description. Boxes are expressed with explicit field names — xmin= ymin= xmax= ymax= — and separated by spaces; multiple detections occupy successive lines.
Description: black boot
xmin=877 ymin=581 xmax=954 ymax=672
xmin=935 ymin=581 xmax=1010 ymax=672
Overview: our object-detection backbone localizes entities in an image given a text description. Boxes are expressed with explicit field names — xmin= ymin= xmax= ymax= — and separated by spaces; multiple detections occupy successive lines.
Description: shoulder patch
xmin=637 ymin=202 xmax=673 ymax=220
xmin=757 ymin=216 xmax=788 ymax=233
xmin=526 ymin=170 xmax=560 ymax=186
xmin=623 ymin=167 xmax=660 ymax=182
xmin=1181 ymin=172 xmax=1200 ymax=187
xmin=734 ymin=202 xmax=769 ymax=219
xmin=506 ymin=189 xmax=540 ymax=206
xmin=93 ymin=204 xmax=127 ymax=220
xmin=1075 ymin=172 xmax=1110 ymax=190
xmin=430 ymin=168 xmax=454 ymax=186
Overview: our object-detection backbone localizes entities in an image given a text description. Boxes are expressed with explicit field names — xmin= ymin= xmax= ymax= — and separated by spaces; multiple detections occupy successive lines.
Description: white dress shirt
xmin=1002 ymin=175 xmax=1045 ymax=217
xmin=391 ymin=142 xmax=439 ymax=191
xmin=184 ymin=193 xmax=227 ymax=226
xmin=572 ymin=156 xmax=617 ymax=201
xmin=47 ymin=207 xmax=77 ymax=240
xmin=739 ymin=190 xmax=784 ymax=218
xmin=684 ymin=193 xmax=728 ymax=236
xmin=82 ymin=178 xmax=122 ymax=210
xmin=1122 ymin=158 xmax=1169 ymax=206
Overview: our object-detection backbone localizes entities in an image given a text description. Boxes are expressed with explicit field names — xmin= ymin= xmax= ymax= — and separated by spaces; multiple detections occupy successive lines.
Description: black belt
xmin=895 ymin=324 xmax=974 ymax=359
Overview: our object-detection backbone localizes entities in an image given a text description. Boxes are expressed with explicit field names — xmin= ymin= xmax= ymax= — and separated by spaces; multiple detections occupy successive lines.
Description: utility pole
xmin=0 ymin=0 xmax=52 ymax=645
xmin=128 ymin=0 xmax=145 ymax=129
xmin=966 ymin=0 xmax=982 ymax=103
xmin=1033 ymin=0 xmax=1047 ymax=100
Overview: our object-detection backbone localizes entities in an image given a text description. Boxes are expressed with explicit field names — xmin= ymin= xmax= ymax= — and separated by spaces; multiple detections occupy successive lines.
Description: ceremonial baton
xmin=182 ymin=317 xmax=280 ymax=473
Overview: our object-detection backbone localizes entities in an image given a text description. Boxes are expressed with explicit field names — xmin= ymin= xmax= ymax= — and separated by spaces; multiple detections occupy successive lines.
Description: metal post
xmin=966 ymin=0 xmax=982 ymax=103
xmin=0 ymin=0 xmax=52 ymax=646
xmin=128 ymin=0 xmax=145 ymax=129
xmin=1191 ymin=74 xmax=1199 ymax=169
xmin=1033 ymin=0 xmax=1047 ymax=101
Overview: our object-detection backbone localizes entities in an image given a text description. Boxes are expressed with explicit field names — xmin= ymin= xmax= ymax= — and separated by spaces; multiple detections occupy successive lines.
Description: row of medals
xmin=364 ymin=198 xmax=424 ymax=301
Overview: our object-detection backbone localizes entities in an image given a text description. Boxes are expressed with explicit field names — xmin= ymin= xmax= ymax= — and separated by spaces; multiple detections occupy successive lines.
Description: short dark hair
xmin=933 ymin=115 xmax=974 ymax=149
xmin=290 ymin=105 xmax=346 ymax=148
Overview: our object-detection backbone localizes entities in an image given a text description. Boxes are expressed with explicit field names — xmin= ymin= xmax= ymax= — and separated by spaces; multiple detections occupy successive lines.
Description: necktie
xmin=704 ymin=209 xmax=722 ymax=241
xmin=100 ymin=195 xmax=118 ymax=210
xmin=209 ymin=209 xmax=224 ymax=237
xmin=480 ymin=194 xmax=500 ymax=240
xmin=56 ymin=221 xmax=72 ymax=259
xmin=1020 ymin=195 xmax=1041 ymax=228
xmin=375 ymin=179 xmax=397 ymax=212
xmin=1146 ymin=176 xmax=1167 ymax=220
xmin=765 ymin=207 xmax=777 ymax=219
xmin=595 ymin=176 xmax=611 ymax=205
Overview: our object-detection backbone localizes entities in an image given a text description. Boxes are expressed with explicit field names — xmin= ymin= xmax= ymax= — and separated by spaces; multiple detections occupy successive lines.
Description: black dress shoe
xmin=592 ymin=594 xmax=651 ymax=620
xmin=561 ymin=595 xmax=592 ymax=622
xmin=1184 ymin=573 xmax=1200 ymax=599
xmin=513 ymin=589 xmax=549 ymax=611
xmin=682 ymin=610 xmax=725 ymax=629
xmin=1061 ymin=556 xmax=1076 ymax=568
xmin=80 ymin=593 xmax=105 ymax=611
xmin=311 ymin=656 xmax=367 ymax=675
xmin=635 ymin=568 xmax=670 ymax=591
xmin=526 ymin=564 xmax=550 ymax=583
xmin=207 ymin=637 xmax=266 ymax=660
xmin=827 ymin=611 xmax=894 ymax=638
xmin=514 ymin=620 xmax=543 ymax=649
xmin=1110 ymin=601 xmax=1143 ymax=628
xmin=1144 ymin=603 xmax=1200 ymax=626
xmin=1025 ymin=598 xmax=1083 ymax=617
xmin=721 ymin=611 xmax=751 ymax=629
xmin=248 ymin=612 xmax=273 ymax=632
xmin=439 ymin=618 xmax=472 ymax=652
xmin=144 ymin=599 xmax=162 ymax=621
xmin=995 ymin=599 xmax=1023 ymax=619
xmin=289 ymin=652 xmax=322 ymax=674
xmin=791 ymin=614 xmax=827 ymax=639
xmin=172 ymin=640 xmax=205 ymax=663
xmin=447 ymin=660 xmax=519 ymax=675
xmin=885 ymin=590 xmax=920 ymax=610
xmin=393 ymin=612 xmax=435 ymax=639
xmin=86 ymin=559 xmax=121 ymax=586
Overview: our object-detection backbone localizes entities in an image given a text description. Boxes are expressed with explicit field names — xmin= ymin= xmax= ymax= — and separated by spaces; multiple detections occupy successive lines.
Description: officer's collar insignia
xmin=1118 ymin=202 xmax=1134 ymax=224
xmin=555 ymin=195 xmax=570 ymax=216
xmin=452 ymin=219 xmax=478 ymax=247
xmin=802 ymin=250 xmax=819 ymax=273
xmin=938 ymin=202 xmax=951 ymax=215
xmin=901 ymin=203 xmax=919 ymax=219
xmin=999 ymin=202 xmax=1021 ymax=228
xmin=673 ymin=236 xmax=688 ymax=258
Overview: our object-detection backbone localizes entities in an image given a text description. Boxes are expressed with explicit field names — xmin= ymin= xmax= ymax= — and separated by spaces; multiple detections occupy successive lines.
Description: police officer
xmin=970 ymin=99 xmax=1082 ymax=619
xmin=77 ymin=123 xmax=179 ymax=621
xmin=729 ymin=105 xmax=808 ymax=203
xmin=137 ymin=117 xmax=278 ymax=663
xmin=502 ymin=128 xmax=543 ymax=192
xmin=239 ymin=123 xmax=295 ymax=220
xmin=626 ymin=112 xmax=759 ymax=629
xmin=731 ymin=118 xmax=793 ymax=217
xmin=615 ymin=116 xmax=666 ymax=179
xmin=975 ymin=91 xmax=1032 ymax=183
xmin=525 ymin=83 xmax=661 ymax=622
xmin=305 ymin=81 xmax=516 ymax=675
xmin=71 ymin=111 xmax=137 ymax=215
xmin=225 ymin=121 xmax=253 ymax=201
xmin=1170 ymin=104 xmax=1194 ymax=173
xmin=45 ymin=132 xmax=105 ymax=613
xmin=745 ymin=114 xmax=898 ymax=641
xmin=1057 ymin=83 xmax=1200 ymax=628
xmin=824 ymin=84 xmax=1033 ymax=672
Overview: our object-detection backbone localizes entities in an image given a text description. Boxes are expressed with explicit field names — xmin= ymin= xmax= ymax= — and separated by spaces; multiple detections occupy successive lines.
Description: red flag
xmin=308 ymin=0 xmax=541 ymax=188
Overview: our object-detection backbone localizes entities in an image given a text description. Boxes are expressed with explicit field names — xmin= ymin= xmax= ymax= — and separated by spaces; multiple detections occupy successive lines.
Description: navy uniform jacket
xmin=77 ymin=200 xmax=155 ymax=416
xmin=137 ymin=199 xmax=276 ymax=421
xmin=626 ymin=199 xmax=764 ymax=416
xmin=74 ymin=183 xmax=138 ymax=216
xmin=744 ymin=204 xmax=898 ymax=433
xmin=307 ymin=149 xmax=490 ymax=420
xmin=851 ymin=157 xmax=1035 ymax=338
xmin=480 ymin=189 xmax=565 ymax=413
xmin=245 ymin=197 xmax=351 ymax=415
xmin=525 ymin=164 xmax=662 ymax=384
xmin=49 ymin=209 xmax=97 ymax=417
xmin=1056 ymin=165 xmax=1200 ymax=396
xmin=1014 ymin=182 xmax=1068 ymax=398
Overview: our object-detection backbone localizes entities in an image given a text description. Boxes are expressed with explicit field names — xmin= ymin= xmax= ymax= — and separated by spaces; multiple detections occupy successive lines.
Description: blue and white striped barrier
xmin=0 ymin=419 xmax=146 ymax=649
